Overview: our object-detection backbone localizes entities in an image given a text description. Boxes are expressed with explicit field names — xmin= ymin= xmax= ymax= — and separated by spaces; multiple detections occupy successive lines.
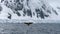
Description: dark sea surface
xmin=0 ymin=23 xmax=60 ymax=34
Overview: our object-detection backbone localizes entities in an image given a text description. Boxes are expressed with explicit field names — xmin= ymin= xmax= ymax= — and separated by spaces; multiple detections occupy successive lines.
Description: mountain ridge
xmin=0 ymin=0 xmax=58 ymax=20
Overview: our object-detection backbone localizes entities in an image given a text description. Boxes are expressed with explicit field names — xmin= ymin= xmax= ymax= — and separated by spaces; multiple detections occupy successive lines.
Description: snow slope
xmin=0 ymin=0 xmax=60 ymax=23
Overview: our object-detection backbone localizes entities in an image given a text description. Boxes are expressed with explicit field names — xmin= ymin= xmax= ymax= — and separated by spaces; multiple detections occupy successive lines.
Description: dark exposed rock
xmin=52 ymin=8 xmax=58 ymax=15
xmin=1 ymin=0 xmax=4 ymax=3
xmin=42 ymin=4 xmax=46 ymax=10
xmin=40 ymin=9 xmax=45 ymax=19
xmin=35 ymin=9 xmax=40 ymax=18
xmin=4 ymin=0 xmax=9 ymax=6
xmin=57 ymin=7 xmax=60 ymax=9
xmin=47 ymin=9 xmax=51 ymax=14
xmin=35 ymin=8 xmax=40 ymax=12
xmin=8 ymin=13 xmax=11 ymax=19
xmin=35 ymin=8 xmax=45 ymax=19
xmin=23 ymin=9 xmax=32 ymax=17
xmin=16 ymin=11 xmax=21 ymax=16
xmin=44 ymin=15 xmax=49 ymax=17
xmin=21 ymin=0 xmax=24 ymax=2
xmin=26 ymin=9 xmax=32 ymax=17
xmin=14 ymin=0 xmax=19 ymax=3
xmin=16 ymin=3 xmax=23 ymax=10
xmin=23 ymin=9 xmax=27 ymax=16
xmin=33 ymin=12 xmax=35 ymax=16
xmin=27 ymin=0 xmax=29 ymax=6
xmin=0 ymin=5 xmax=2 ymax=11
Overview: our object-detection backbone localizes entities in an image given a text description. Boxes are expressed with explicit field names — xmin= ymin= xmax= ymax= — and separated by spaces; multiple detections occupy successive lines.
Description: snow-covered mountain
xmin=0 ymin=0 xmax=59 ymax=20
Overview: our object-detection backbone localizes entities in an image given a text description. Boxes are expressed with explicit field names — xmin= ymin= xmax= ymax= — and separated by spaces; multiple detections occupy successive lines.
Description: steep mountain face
xmin=0 ymin=0 xmax=58 ymax=19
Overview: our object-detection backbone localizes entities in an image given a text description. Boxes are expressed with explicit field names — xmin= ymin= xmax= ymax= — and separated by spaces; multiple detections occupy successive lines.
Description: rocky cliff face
xmin=0 ymin=0 xmax=58 ymax=19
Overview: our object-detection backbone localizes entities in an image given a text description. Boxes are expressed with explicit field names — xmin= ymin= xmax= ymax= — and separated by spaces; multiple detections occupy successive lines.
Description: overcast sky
xmin=48 ymin=0 xmax=60 ymax=7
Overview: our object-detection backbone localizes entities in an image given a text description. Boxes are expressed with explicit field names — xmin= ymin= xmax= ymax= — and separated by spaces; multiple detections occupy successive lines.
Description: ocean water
xmin=0 ymin=23 xmax=60 ymax=34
